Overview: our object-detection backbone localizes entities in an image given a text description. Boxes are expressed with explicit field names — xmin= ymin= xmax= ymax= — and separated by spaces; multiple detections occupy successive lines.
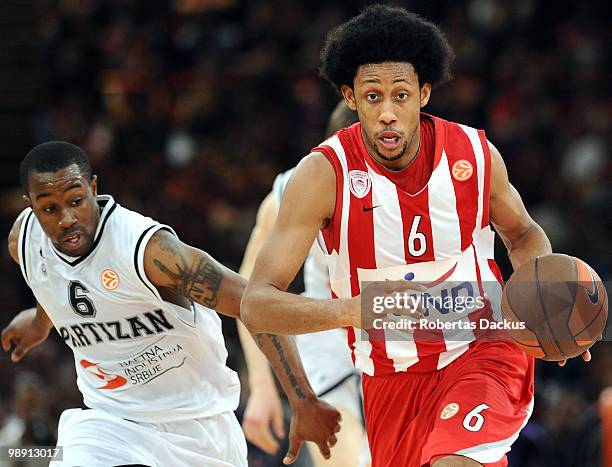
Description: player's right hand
xmin=241 ymin=384 xmax=285 ymax=454
xmin=350 ymin=280 xmax=425 ymax=330
xmin=1 ymin=308 xmax=51 ymax=362
xmin=284 ymin=396 xmax=341 ymax=465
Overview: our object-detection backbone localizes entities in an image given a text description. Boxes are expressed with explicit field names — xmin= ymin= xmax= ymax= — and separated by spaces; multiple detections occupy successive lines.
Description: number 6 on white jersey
xmin=462 ymin=403 xmax=490 ymax=432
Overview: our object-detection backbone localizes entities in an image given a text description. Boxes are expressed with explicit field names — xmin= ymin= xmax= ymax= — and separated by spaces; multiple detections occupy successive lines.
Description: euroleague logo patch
xmin=440 ymin=402 xmax=460 ymax=420
xmin=451 ymin=159 xmax=473 ymax=181
xmin=348 ymin=170 xmax=372 ymax=198
xmin=101 ymin=269 xmax=119 ymax=291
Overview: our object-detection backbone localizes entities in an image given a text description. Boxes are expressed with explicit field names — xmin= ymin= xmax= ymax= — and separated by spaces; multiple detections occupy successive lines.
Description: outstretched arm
xmin=143 ymin=229 xmax=341 ymax=462
xmin=238 ymin=193 xmax=279 ymax=384
xmin=237 ymin=192 xmax=286 ymax=454
xmin=2 ymin=304 xmax=53 ymax=362
xmin=241 ymin=153 xmax=357 ymax=334
xmin=2 ymin=215 xmax=54 ymax=362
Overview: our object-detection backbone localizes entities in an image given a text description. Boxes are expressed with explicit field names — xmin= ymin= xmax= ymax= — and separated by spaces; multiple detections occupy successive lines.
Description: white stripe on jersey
xmin=367 ymin=165 xmax=406 ymax=269
xmin=429 ymin=150 xmax=462 ymax=260
xmin=366 ymin=164 xmax=419 ymax=371
xmin=17 ymin=209 xmax=35 ymax=284
xmin=430 ymin=149 xmax=475 ymax=367
xmin=457 ymin=125 xmax=503 ymax=321
xmin=458 ymin=124 xmax=486 ymax=240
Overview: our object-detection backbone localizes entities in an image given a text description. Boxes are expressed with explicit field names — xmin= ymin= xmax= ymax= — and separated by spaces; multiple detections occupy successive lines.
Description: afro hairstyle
xmin=320 ymin=4 xmax=454 ymax=91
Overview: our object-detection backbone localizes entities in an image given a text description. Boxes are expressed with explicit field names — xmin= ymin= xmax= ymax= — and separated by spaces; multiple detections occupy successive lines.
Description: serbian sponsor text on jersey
xmin=18 ymin=195 xmax=240 ymax=422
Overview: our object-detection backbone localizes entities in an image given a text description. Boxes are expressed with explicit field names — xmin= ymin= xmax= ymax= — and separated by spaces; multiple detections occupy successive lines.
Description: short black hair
xmin=19 ymin=141 xmax=92 ymax=191
xmin=320 ymin=4 xmax=454 ymax=91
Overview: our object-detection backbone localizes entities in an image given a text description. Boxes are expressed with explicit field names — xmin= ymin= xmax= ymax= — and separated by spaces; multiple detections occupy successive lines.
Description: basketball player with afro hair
xmin=242 ymin=5 xmax=590 ymax=466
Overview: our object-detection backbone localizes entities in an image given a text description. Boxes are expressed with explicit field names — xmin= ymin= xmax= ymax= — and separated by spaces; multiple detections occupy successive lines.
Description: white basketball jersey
xmin=273 ymin=170 xmax=356 ymax=395
xmin=18 ymin=195 xmax=240 ymax=423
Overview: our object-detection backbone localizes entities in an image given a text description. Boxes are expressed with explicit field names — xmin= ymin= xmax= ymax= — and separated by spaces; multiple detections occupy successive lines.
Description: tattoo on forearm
xmin=152 ymin=232 xmax=222 ymax=308
xmin=255 ymin=334 xmax=306 ymax=400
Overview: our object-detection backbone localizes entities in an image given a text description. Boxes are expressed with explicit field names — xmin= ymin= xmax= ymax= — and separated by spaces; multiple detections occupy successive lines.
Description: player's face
xmin=24 ymin=164 xmax=100 ymax=257
xmin=341 ymin=62 xmax=431 ymax=169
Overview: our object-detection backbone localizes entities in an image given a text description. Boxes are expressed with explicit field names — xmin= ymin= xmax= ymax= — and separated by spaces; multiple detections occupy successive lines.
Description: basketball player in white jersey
xmin=241 ymin=6 xmax=589 ymax=467
xmin=237 ymin=102 xmax=370 ymax=467
xmin=2 ymin=141 xmax=341 ymax=466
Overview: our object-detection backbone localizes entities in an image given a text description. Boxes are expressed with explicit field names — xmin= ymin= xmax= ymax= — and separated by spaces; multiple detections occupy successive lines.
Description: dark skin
xmin=3 ymin=165 xmax=341 ymax=464
xmin=341 ymin=62 xmax=431 ymax=169
xmin=241 ymin=61 xmax=589 ymax=467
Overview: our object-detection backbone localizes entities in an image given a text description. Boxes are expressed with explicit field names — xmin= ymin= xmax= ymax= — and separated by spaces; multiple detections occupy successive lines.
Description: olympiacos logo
xmin=348 ymin=170 xmax=372 ymax=198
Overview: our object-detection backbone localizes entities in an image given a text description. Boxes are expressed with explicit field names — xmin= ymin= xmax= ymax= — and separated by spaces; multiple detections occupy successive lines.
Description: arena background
xmin=0 ymin=1 xmax=610 ymax=466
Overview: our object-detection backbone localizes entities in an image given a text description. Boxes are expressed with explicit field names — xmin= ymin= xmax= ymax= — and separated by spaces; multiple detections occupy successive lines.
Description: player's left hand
xmin=283 ymin=397 xmax=341 ymax=465
xmin=558 ymin=349 xmax=591 ymax=367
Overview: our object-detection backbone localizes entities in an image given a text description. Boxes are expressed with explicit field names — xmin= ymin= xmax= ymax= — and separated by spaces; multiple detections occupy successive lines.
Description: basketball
xmin=501 ymin=254 xmax=608 ymax=361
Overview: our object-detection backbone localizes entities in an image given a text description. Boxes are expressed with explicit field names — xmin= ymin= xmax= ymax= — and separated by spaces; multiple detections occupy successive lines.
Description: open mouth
xmin=61 ymin=232 xmax=85 ymax=253
xmin=378 ymin=131 xmax=402 ymax=150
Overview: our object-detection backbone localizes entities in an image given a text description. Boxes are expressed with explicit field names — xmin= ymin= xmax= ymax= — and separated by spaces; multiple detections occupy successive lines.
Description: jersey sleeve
xmin=132 ymin=223 xmax=177 ymax=301
xmin=17 ymin=208 xmax=35 ymax=286
xmin=271 ymin=168 xmax=296 ymax=211
xmin=106 ymin=204 xmax=178 ymax=303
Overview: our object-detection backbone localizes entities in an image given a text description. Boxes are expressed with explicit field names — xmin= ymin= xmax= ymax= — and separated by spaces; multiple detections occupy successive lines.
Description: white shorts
xmin=295 ymin=329 xmax=355 ymax=396
xmin=51 ymin=408 xmax=247 ymax=467
xmin=319 ymin=374 xmax=363 ymax=423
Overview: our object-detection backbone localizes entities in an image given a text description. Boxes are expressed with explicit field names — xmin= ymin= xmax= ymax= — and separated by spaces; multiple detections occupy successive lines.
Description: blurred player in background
xmin=238 ymin=101 xmax=371 ymax=467
xmin=2 ymin=142 xmax=341 ymax=466
xmin=242 ymin=5 xmax=589 ymax=466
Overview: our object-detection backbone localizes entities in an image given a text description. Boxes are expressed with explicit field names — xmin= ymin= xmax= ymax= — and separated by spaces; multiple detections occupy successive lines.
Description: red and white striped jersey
xmin=312 ymin=114 xmax=504 ymax=376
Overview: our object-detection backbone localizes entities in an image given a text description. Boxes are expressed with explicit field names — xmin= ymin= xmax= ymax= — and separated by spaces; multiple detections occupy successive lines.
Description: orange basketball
xmin=501 ymin=254 xmax=608 ymax=361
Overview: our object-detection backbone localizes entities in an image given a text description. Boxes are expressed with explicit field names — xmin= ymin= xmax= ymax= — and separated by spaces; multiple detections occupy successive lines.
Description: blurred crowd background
xmin=0 ymin=0 xmax=610 ymax=466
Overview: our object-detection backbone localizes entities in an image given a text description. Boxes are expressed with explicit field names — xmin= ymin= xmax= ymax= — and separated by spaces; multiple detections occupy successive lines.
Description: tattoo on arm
xmin=255 ymin=333 xmax=306 ymax=400
xmin=152 ymin=232 xmax=223 ymax=308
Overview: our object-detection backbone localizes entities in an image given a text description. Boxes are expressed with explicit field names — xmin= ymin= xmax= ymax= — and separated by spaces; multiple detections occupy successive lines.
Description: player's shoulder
xmin=293 ymin=151 xmax=336 ymax=181
xmin=273 ymin=167 xmax=297 ymax=197
xmin=274 ymin=151 xmax=334 ymax=202
xmin=8 ymin=208 xmax=33 ymax=263
xmin=106 ymin=197 xmax=161 ymax=238
xmin=315 ymin=121 xmax=360 ymax=150
xmin=425 ymin=113 xmax=498 ymax=159
xmin=432 ymin=113 xmax=491 ymax=141
xmin=100 ymin=196 xmax=178 ymax=262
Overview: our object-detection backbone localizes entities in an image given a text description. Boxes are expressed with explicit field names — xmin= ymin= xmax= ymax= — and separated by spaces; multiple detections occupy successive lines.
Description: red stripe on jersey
xmin=331 ymin=288 xmax=358 ymax=367
xmin=447 ymin=126 xmax=479 ymax=251
xmin=488 ymin=258 xmax=504 ymax=284
xmin=398 ymin=186 xmax=436 ymax=264
xmin=478 ymin=130 xmax=492 ymax=227
xmin=314 ymin=146 xmax=343 ymax=254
